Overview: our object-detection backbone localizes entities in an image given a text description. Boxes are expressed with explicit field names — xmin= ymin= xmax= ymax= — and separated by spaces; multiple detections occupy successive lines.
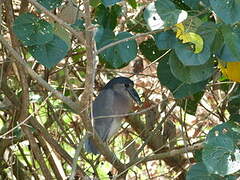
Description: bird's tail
xmin=84 ymin=136 xmax=99 ymax=155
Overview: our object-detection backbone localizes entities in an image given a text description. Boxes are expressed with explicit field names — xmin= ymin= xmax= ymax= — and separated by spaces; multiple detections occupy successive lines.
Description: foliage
xmin=13 ymin=12 xmax=68 ymax=68
xmin=0 ymin=0 xmax=240 ymax=179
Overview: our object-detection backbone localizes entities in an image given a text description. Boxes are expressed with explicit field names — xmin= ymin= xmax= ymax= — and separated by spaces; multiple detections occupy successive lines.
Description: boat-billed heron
xmin=84 ymin=77 xmax=141 ymax=154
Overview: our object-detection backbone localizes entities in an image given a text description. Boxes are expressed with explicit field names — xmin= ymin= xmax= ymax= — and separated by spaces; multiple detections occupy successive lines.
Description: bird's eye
xmin=125 ymin=84 xmax=129 ymax=88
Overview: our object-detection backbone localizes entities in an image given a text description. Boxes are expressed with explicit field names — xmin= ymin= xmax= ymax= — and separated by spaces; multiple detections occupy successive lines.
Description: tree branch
xmin=0 ymin=35 xmax=80 ymax=113
xmin=4 ymin=1 xmax=52 ymax=178
xmin=130 ymin=142 xmax=203 ymax=166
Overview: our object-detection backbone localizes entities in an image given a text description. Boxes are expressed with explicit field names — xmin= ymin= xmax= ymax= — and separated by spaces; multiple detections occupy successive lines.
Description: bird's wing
xmin=93 ymin=89 xmax=116 ymax=142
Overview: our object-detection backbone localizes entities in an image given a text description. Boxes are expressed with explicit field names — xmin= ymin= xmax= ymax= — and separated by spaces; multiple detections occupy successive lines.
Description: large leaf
xmin=154 ymin=30 xmax=177 ymax=50
xmin=203 ymin=122 xmax=240 ymax=176
xmin=155 ymin=0 xmax=188 ymax=27
xmin=13 ymin=13 xmax=53 ymax=46
xmin=37 ymin=0 xmax=62 ymax=10
xmin=184 ymin=0 xmax=210 ymax=9
xmin=99 ymin=32 xmax=137 ymax=68
xmin=157 ymin=54 xmax=208 ymax=99
xmin=139 ymin=38 xmax=165 ymax=62
xmin=95 ymin=4 xmax=122 ymax=30
xmin=206 ymin=121 xmax=240 ymax=144
xmin=144 ymin=1 xmax=187 ymax=31
xmin=194 ymin=22 xmax=217 ymax=46
xmin=95 ymin=26 xmax=115 ymax=49
xmin=210 ymin=0 xmax=240 ymax=24
xmin=101 ymin=0 xmax=122 ymax=7
xmin=54 ymin=23 xmax=71 ymax=49
xmin=220 ymin=24 xmax=240 ymax=62
xmin=186 ymin=162 xmax=223 ymax=180
xmin=169 ymin=52 xmax=214 ymax=83
xmin=219 ymin=45 xmax=239 ymax=62
xmin=28 ymin=35 xmax=68 ymax=68
xmin=174 ymin=22 xmax=216 ymax=66
xmin=211 ymin=28 xmax=224 ymax=54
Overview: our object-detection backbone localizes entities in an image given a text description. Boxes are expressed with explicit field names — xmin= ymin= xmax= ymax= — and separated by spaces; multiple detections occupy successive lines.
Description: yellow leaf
xmin=179 ymin=32 xmax=203 ymax=53
xmin=175 ymin=23 xmax=185 ymax=38
xmin=218 ymin=61 xmax=240 ymax=82
xmin=175 ymin=23 xmax=204 ymax=54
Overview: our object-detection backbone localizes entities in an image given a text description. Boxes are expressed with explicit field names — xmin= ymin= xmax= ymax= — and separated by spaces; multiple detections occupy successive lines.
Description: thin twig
xmin=97 ymin=28 xmax=167 ymax=54
xmin=134 ymin=142 xmax=203 ymax=165
xmin=94 ymin=103 xmax=159 ymax=120
xmin=0 ymin=35 xmax=80 ymax=112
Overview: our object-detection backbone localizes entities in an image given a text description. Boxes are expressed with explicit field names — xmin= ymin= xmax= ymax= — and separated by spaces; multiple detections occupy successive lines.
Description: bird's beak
xmin=127 ymin=87 xmax=142 ymax=105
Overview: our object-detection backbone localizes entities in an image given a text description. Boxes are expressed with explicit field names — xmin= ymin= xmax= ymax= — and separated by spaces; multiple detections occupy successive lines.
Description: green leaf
xmin=13 ymin=13 xmax=53 ymax=46
xmin=154 ymin=30 xmax=177 ymax=50
xmin=228 ymin=94 xmax=240 ymax=118
xmin=101 ymin=0 xmax=122 ymax=7
xmin=220 ymin=45 xmax=239 ymax=62
xmin=169 ymin=51 xmax=214 ymax=83
xmin=126 ymin=0 xmax=137 ymax=9
xmin=184 ymin=0 xmax=210 ymax=9
xmin=225 ymin=176 xmax=239 ymax=180
xmin=28 ymin=35 xmax=68 ymax=68
xmin=203 ymin=136 xmax=240 ymax=176
xmin=13 ymin=127 xmax=24 ymax=139
xmin=227 ymin=89 xmax=240 ymax=122
xmin=220 ymin=24 xmax=240 ymax=62
xmin=174 ymin=22 xmax=216 ymax=66
xmin=186 ymin=162 xmax=222 ymax=180
xmin=72 ymin=47 xmax=86 ymax=62
xmin=193 ymin=149 xmax=203 ymax=162
xmin=144 ymin=2 xmax=187 ymax=31
xmin=203 ymin=122 xmax=240 ymax=176
xmin=95 ymin=4 xmax=122 ymax=30
xmin=171 ymin=0 xmax=191 ymax=10
xmin=139 ymin=38 xmax=166 ymax=62
xmin=207 ymin=121 xmax=240 ymax=145
xmin=53 ymin=23 xmax=71 ymax=49
xmin=157 ymin=54 xmax=208 ymax=99
xmin=90 ymin=0 xmax=101 ymax=7
xmin=210 ymin=0 xmax=240 ymax=24
xmin=155 ymin=0 xmax=187 ymax=27
xmin=37 ymin=0 xmax=62 ymax=10
xmin=99 ymin=32 xmax=137 ymax=68
xmin=211 ymin=28 xmax=224 ymax=54
xmin=95 ymin=26 xmax=115 ymax=49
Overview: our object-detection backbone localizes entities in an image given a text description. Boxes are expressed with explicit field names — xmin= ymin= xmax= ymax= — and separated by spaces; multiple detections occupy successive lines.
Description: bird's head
xmin=103 ymin=77 xmax=142 ymax=105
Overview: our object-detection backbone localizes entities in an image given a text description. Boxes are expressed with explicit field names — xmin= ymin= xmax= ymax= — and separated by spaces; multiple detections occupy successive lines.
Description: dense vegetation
xmin=0 ymin=0 xmax=240 ymax=179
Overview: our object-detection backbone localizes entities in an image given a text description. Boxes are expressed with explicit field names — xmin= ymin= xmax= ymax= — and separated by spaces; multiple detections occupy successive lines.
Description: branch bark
xmin=4 ymin=1 xmax=52 ymax=178
xmin=129 ymin=142 xmax=204 ymax=166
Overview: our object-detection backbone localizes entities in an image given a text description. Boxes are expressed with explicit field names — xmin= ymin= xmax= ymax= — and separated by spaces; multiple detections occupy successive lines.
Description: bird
xmin=84 ymin=77 xmax=141 ymax=154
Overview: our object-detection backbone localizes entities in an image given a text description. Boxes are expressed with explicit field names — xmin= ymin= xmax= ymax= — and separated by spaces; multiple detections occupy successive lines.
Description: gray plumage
xmin=84 ymin=77 xmax=141 ymax=154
